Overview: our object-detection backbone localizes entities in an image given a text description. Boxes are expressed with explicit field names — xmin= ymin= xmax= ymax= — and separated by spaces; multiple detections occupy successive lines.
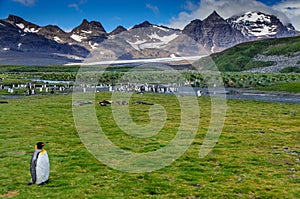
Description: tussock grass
xmin=0 ymin=93 xmax=299 ymax=198
xmin=256 ymin=81 xmax=300 ymax=93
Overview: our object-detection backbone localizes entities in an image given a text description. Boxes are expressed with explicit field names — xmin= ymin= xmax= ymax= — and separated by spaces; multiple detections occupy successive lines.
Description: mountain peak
xmin=132 ymin=21 xmax=153 ymax=29
xmin=190 ymin=19 xmax=202 ymax=25
xmin=71 ymin=19 xmax=106 ymax=34
xmin=7 ymin=14 xmax=25 ymax=23
xmin=202 ymin=11 xmax=228 ymax=26
xmin=212 ymin=10 xmax=220 ymax=16
xmin=206 ymin=11 xmax=223 ymax=20
xmin=183 ymin=10 xmax=246 ymax=52
xmin=109 ymin=25 xmax=127 ymax=35
xmin=5 ymin=14 xmax=40 ymax=33
xmin=41 ymin=25 xmax=66 ymax=34
xmin=81 ymin=19 xmax=89 ymax=25
xmin=182 ymin=19 xmax=203 ymax=42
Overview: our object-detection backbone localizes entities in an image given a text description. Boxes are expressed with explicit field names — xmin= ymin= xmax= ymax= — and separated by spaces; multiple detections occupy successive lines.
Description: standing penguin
xmin=28 ymin=142 xmax=50 ymax=185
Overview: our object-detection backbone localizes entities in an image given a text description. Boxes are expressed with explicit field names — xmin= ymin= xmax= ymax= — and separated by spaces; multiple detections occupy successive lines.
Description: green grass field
xmin=256 ymin=81 xmax=300 ymax=93
xmin=0 ymin=93 xmax=299 ymax=198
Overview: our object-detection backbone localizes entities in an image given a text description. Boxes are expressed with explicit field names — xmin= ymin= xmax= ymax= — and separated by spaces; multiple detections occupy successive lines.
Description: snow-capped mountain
xmin=0 ymin=11 xmax=298 ymax=65
xmin=38 ymin=25 xmax=70 ymax=43
xmin=0 ymin=15 xmax=89 ymax=65
xmin=5 ymin=14 xmax=40 ymax=33
xmin=88 ymin=21 xmax=184 ymax=60
xmin=123 ymin=21 xmax=180 ymax=51
xmin=69 ymin=19 xmax=107 ymax=50
xmin=227 ymin=11 xmax=297 ymax=39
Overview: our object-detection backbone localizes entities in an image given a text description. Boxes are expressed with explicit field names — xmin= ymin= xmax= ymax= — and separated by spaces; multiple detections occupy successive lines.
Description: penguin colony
xmin=28 ymin=142 xmax=50 ymax=185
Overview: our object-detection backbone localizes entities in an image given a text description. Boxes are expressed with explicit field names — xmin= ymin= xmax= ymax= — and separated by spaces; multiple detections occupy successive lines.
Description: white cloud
xmin=272 ymin=0 xmax=300 ymax=30
xmin=183 ymin=0 xmax=199 ymax=11
xmin=146 ymin=3 xmax=159 ymax=14
xmin=68 ymin=3 xmax=80 ymax=11
xmin=68 ymin=0 xmax=88 ymax=12
xmin=12 ymin=0 xmax=36 ymax=6
xmin=167 ymin=0 xmax=295 ymax=30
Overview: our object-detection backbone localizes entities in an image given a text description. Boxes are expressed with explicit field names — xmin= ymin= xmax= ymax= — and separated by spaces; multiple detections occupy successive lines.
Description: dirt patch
xmin=1 ymin=190 xmax=20 ymax=198
xmin=161 ymin=173 xmax=175 ymax=181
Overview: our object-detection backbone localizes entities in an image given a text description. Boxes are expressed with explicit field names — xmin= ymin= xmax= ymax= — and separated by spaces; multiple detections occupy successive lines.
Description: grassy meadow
xmin=0 ymin=92 xmax=299 ymax=198
xmin=256 ymin=81 xmax=300 ymax=93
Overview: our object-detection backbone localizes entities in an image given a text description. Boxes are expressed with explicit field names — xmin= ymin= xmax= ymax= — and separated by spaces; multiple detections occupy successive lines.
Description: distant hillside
xmin=202 ymin=36 xmax=300 ymax=72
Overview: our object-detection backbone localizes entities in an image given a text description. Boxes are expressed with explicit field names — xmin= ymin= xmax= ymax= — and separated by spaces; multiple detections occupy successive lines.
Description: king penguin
xmin=28 ymin=142 xmax=50 ymax=185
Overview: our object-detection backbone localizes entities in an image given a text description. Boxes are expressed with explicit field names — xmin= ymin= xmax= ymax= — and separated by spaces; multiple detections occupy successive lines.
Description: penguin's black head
xmin=36 ymin=142 xmax=45 ymax=149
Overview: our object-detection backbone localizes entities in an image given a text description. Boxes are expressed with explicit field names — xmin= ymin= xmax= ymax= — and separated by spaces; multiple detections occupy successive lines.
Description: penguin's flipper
xmin=30 ymin=151 xmax=40 ymax=184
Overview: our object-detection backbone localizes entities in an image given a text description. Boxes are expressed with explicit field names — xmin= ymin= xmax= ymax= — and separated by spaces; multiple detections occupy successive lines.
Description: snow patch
xmin=17 ymin=43 xmax=22 ymax=49
xmin=153 ymin=25 xmax=170 ymax=32
xmin=16 ymin=23 xmax=25 ymax=29
xmin=0 ymin=22 xmax=5 ymax=27
xmin=170 ymin=54 xmax=177 ymax=58
xmin=127 ymin=39 xmax=147 ymax=50
xmin=250 ymin=25 xmax=277 ymax=36
xmin=127 ymin=33 xmax=178 ymax=50
xmin=16 ymin=23 xmax=40 ymax=33
xmin=54 ymin=36 xmax=62 ymax=43
xmin=148 ymin=33 xmax=178 ymax=43
xmin=234 ymin=12 xmax=271 ymax=23
xmin=28 ymin=27 xmax=39 ymax=33
xmin=70 ymin=34 xmax=86 ymax=42
xmin=211 ymin=42 xmax=216 ymax=53
xmin=24 ymin=27 xmax=39 ymax=33
xmin=81 ymin=30 xmax=92 ymax=34
xmin=139 ymin=42 xmax=164 ymax=49
xmin=2 ymin=48 xmax=10 ymax=51
xmin=89 ymin=41 xmax=99 ymax=49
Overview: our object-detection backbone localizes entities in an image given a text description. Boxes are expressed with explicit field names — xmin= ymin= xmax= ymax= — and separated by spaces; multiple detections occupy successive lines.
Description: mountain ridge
xmin=0 ymin=11 xmax=299 ymax=65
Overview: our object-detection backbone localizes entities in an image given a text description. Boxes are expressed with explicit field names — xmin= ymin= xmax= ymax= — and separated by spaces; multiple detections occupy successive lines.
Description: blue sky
xmin=1 ymin=0 xmax=300 ymax=32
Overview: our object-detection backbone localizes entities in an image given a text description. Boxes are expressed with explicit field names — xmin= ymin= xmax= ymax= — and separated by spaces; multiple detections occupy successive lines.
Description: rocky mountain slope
xmin=0 ymin=11 xmax=298 ymax=65
xmin=183 ymin=11 xmax=246 ymax=53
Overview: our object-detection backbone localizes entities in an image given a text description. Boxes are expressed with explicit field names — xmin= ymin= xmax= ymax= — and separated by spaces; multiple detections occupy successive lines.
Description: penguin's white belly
xmin=36 ymin=151 xmax=50 ymax=184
